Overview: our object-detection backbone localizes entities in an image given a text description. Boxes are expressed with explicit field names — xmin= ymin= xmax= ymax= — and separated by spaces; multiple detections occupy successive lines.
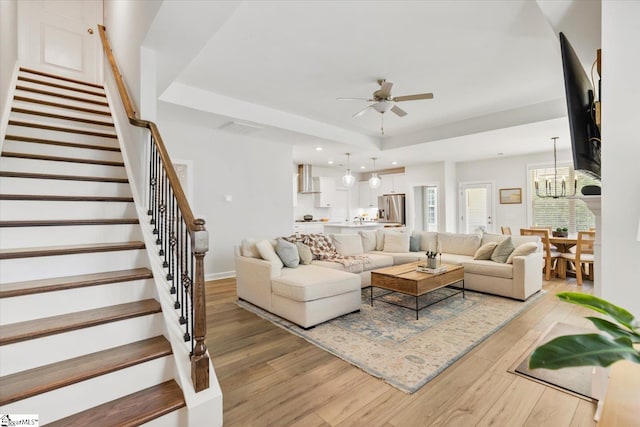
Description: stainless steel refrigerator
xmin=378 ymin=194 xmax=406 ymax=224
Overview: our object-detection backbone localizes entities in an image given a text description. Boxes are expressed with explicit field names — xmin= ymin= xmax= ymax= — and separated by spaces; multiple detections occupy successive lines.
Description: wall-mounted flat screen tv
xmin=559 ymin=32 xmax=601 ymax=180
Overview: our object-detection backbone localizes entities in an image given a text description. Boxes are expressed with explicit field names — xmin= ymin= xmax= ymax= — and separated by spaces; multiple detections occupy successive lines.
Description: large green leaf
xmin=587 ymin=316 xmax=640 ymax=343
xmin=556 ymin=292 xmax=636 ymax=330
xmin=528 ymin=333 xmax=640 ymax=370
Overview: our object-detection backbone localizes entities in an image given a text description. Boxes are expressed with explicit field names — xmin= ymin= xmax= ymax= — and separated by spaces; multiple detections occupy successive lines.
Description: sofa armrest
xmin=511 ymin=252 xmax=543 ymax=300
xmin=234 ymin=255 xmax=278 ymax=310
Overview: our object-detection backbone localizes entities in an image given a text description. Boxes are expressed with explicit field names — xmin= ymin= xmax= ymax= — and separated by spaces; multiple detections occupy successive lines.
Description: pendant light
xmin=341 ymin=153 xmax=355 ymax=187
xmin=369 ymin=157 xmax=381 ymax=189
xmin=534 ymin=137 xmax=577 ymax=199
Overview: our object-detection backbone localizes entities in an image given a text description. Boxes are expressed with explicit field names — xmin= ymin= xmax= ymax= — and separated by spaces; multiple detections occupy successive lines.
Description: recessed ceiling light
xmin=360 ymin=166 xmax=366 ymax=169
xmin=328 ymin=160 xmax=334 ymax=165
xmin=315 ymin=146 xmax=323 ymax=151
xmin=391 ymin=161 xmax=398 ymax=165
xmin=497 ymin=152 xmax=504 ymax=156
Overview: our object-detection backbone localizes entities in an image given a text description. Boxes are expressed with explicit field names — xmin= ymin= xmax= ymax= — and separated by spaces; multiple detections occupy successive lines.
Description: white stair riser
xmin=0 ymin=249 xmax=149 ymax=282
xmin=0 ymin=201 xmax=136 ymax=221
xmin=5 ymin=123 xmax=117 ymax=146
xmin=18 ymin=72 xmax=106 ymax=94
xmin=2 ymin=140 xmax=123 ymax=163
xmin=141 ymin=407 xmax=187 ymax=427
xmin=0 ymin=157 xmax=127 ymax=179
xmin=16 ymin=79 xmax=107 ymax=104
xmin=9 ymin=111 xmax=115 ymax=133
xmin=0 ymin=279 xmax=157 ymax=323
xmin=0 ymin=224 xmax=142 ymax=249
xmin=0 ymin=355 xmax=175 ymax=425
xmin=12 ymin=99 xmax=113 ymax=123
xmin=0 ymin=314 xmax=165 ymax=376
xmin=0 ymin=177 xmax=132 ymax=197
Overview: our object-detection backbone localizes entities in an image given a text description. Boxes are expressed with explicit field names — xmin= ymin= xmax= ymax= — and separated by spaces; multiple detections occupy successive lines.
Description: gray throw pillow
xmin=409 ymin=235 xmax=421 ymax=252
xmin=491 ymin=236 xmax=515 ymax=263
xmin=295 ymin=242 xmax=313 ymax=265
xmin=275 ymin=238 xmax=299 ymax=268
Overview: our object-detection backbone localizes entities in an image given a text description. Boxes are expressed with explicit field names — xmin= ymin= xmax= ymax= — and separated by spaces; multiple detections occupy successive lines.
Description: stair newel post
xmin=191 ymin=218 xmax=209 ymax=392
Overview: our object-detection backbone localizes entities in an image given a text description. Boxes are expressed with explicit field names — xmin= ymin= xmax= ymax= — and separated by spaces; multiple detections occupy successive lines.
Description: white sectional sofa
xmin=234 ymin=230 xmax=543 ymax=328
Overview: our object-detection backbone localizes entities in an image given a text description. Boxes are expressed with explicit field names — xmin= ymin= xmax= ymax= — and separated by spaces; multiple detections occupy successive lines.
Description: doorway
xmin=459 ymin=182 xmax=494 ymax=233
xmin=413 ymin=185 xmax=438 ymax=231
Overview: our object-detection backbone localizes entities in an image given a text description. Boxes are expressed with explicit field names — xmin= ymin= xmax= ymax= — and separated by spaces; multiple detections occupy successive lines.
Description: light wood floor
xmin=205 ymin=277 xmax=597 ymax=427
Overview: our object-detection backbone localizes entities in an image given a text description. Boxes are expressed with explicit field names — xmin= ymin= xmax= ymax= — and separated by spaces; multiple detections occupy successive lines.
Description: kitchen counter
xmin=323 ymin=222 xmax=402 ymax=234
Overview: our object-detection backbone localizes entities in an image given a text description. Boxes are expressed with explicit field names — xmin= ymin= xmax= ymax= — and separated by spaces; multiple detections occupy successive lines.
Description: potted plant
xmin=425 ymin=251 xmax=439 ymax=268
xmin=552 ymin=227 xmax=569 ymax=237
xmin=529 ymin=292 xmax=640 ymax=370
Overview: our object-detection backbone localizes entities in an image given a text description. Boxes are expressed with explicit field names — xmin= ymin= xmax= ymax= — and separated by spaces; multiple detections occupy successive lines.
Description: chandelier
xmin=535 ymin=137 xmax=577 ymax=199
xmin=341 ymin=153 xmax=355 ymax=187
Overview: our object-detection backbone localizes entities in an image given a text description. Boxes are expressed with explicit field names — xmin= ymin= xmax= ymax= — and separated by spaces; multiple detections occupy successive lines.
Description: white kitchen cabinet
xmin=313 ymin=177 xmax=336 ymax=208
xmin=358 ymin=181 xmax=378 ymax=208
xmin=380 ymin=173 xmax=406 ymax=195
xmin=293 ymin=222 xmax=324 ymax=234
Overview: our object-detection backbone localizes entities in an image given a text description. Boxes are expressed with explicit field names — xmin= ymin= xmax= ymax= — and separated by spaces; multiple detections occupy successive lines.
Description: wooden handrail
xmin=97 ymin=25 xmax=197 ymax=235
xmin=98 ymin=24 xmax=209 ymax=393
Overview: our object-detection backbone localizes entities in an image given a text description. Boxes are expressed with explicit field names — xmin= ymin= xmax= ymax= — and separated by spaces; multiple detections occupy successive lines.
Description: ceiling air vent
xmin=219 ymin=121 xmax=262 ymax=135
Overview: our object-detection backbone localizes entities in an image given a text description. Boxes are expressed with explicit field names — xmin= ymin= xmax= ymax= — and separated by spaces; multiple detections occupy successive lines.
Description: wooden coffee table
xmin=370 ymin=262 xmax=464 ymax=319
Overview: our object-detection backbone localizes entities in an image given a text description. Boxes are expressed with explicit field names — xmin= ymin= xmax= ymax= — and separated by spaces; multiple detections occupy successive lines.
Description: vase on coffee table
xmin=427 ymin=258 xmax=437 ymax=269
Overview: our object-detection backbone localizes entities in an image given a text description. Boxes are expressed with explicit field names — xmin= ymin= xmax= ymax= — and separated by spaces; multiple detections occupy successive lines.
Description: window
xmin=424 ymin=186 xmax=438 ymax=231
xmin=529 ymin=165 xmax=597 ymax=232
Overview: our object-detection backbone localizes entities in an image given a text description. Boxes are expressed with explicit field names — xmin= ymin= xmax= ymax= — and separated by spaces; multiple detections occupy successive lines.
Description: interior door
xmin=18 ymin=0 xmax=103 ymax=83
xmin=459 ymin=183 xmax=493 ymax=233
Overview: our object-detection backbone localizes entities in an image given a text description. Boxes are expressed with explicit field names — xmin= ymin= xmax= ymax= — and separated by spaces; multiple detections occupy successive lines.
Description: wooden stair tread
xmin=8 ymin=120 xmax=117 ymax=138
xmin=15 ymin=85 xmax=109 ymax=106
xmin=0 ymin=336 xmax=171 ymax=405
xmin=2 ymin=151 xmax=124 ymax=167
xmin=0 ymin=241 xmax=145 ymax=260
xmin=14 ymin=96 xmax=112 ymax=116
xmin=0 ymin=171 xmax=129 ymax=183
xmin=45 ymin=380 xmax=185 ymax=427
xmin=17 ymin=76 xmax=106 ymax=98
xmin=11 ymin=107 xmax=114 ymax=127
xmin=0 ymin=299 xmax=161 ymax=346
xmin=0 ymin=268 xmax=153 ymax=298
xmin=0 ymin=218 xmax=139 ymax=227
xmin=20 ymin=67 xmax=104 ymax=89
xmin=4 ymin=134 xmax=120 ymax=152
xmin=0 ymin=194 xmax=133 ymax=202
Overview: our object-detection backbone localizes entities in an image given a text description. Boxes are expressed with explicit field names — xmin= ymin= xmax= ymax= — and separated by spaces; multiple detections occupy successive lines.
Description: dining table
xmin=548 ymin=234 xmax=578 ymax=279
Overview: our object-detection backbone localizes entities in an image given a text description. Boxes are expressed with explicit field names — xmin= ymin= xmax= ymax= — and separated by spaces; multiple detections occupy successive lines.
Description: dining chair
xmin=501 ymin=226 xmax=512 ymax=235
xmin=520 ymin=228 xmax=560 ymax=280
xmin=531 ymin=226 xmax=557 ymax=250
xmin=560 ymin=231 xmax=595 ymax=285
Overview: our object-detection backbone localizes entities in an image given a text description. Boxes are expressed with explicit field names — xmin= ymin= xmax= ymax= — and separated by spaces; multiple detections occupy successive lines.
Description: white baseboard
xmin=205 ymin=271 xmax=235 ymax=281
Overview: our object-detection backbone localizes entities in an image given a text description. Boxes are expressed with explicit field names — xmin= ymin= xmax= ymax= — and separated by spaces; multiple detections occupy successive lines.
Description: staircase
xmin=0 ymin=68 xmax=186 ymax=425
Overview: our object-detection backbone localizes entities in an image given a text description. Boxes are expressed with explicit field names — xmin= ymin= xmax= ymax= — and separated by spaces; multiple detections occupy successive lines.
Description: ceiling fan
xmin=337 ymin=79 xmax=434 ymax=119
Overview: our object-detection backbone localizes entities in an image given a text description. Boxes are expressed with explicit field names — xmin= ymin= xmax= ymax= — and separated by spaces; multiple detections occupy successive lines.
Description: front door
xmin=18 ymin=0 xmax=103 ymax=83
xmin=459 ymin=183 xmax=494 ymax=233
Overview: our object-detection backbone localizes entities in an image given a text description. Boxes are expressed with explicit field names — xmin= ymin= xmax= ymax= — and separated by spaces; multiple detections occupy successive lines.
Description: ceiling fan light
xmin=372 ymin=101 xmax=393 ymax=114
xmin=369 ymin=173 xmax=381 ymax=189
xmin=342 ymin=170 xmax=355 ymax=187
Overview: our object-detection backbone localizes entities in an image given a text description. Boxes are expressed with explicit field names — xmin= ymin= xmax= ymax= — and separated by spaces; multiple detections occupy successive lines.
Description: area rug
xmin=512 ymin=322 xmax=600 ymax=400
xmin=237 ymin=288 xmax=544 ymax=393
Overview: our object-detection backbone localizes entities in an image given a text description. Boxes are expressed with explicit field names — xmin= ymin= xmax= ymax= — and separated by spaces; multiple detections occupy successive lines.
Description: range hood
xmin=297 ymin=164 xmax=319 ymax=193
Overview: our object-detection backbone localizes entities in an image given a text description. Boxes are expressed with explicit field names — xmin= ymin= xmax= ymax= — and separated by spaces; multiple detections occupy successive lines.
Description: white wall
xmin=0 ymin=0 xmax=18 ymax=133
xmin=601 ymin=1 xmax=640 ymax=316
xmin=294 ymin=165 xmax=349 ymax=222
xmin=157 ymin=103 xmax=294 ymax=278
xmin=443 ymin=161 xmax=458 ymax=232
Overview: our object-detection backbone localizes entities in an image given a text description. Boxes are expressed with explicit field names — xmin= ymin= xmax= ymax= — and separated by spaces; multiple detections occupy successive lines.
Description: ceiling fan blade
xmin=337 ymin=97 xmax=370 ymax=101
xmin=352 ymin=105 xmax=371 ymax=118
xmin=393 ymin=93 xmax=434 ymax=102
xmin=379 ymin=81 xmax=393 ymax=98
xmin=391 ymin=105 xmax=408 ymax=117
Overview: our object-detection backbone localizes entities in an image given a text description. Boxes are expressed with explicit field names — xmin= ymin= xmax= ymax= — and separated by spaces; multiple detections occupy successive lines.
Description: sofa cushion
xmin=491 ymin=236 xmax=515 ymax=263
xmin=481 ymin=233 xmax=507 ymax=246
xmin=241 ymin=238 xmax=260 ymax=258
xmin=375 ymin=228 xmax=407 ymax=251
xmin=418 ymin=231 xmax=438 ymax=252
xmin=332 ymin=233 xmax=364 ymax=256
xmin=311 ymin=259 xmax=364 ymax=274
xmin=276 ymin=238 xmax=300 ymax=268
xmin=463 ymin=260 xmax=514 ymax=279
xmin=433 ymin=253 xmax=473 ymax=266
xmin=474 ymin=242 xmax=498 ymax=260
xmin=273 ymin=265 xmax=360 ymax=302
xmin=507 ymin=241 xmax=538 ymax=264
xmin=409 ymin=234 xmax=421 ymax=252
xmin=511 ymin=235 xmax=541 ymax=249
xmin=296 ymin=242 xmax=313 ymax=265
xmin=362 ymin=253 xmax=394 ymax=270
xmin=359 ymin=230 xmax=377 ymax=252
xmin=256 ymin=239 xmax=284 ymax=270
xmin=383 ymin=232 xmax=410 ymax=252
xmin=370 ymin=251 xmax=420 ymax=265
xmin=438 ymin=232 xmax=482 ymax=256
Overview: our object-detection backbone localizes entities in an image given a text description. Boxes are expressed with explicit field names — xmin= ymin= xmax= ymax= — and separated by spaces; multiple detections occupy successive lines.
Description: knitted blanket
xmin=286 ymin=234 xmax=369 ymax=267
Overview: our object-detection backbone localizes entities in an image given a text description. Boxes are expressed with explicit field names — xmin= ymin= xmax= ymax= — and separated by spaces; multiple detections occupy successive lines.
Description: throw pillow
xmin=295 ymin=242 xmax=313 ymax=265
xmin=473 ymin=242 xmax=498 ymax=260
xmin=375 ymin=229 xmax=386 ymax=251
xmin=506 ymin=241 xmax=539 ymax=264
xmin=409 ymin=234 xmax=421 ymax=252
xmin=491 ymin=236 xmax=516 ymax=263
xmin=359 ymin=230 xmax=377 ymax=252
xmin=256 ymin=239 xmax=284 ymax=270
xmin=331 ymin=233 xmax=364 ymax=256
xmin=240 ymin=238 xmax=260 ymax=258
xmin=275 ymin=238 xmax=299 ymax=268
xmin=383 ymin=232 xmax=410 ymax=252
